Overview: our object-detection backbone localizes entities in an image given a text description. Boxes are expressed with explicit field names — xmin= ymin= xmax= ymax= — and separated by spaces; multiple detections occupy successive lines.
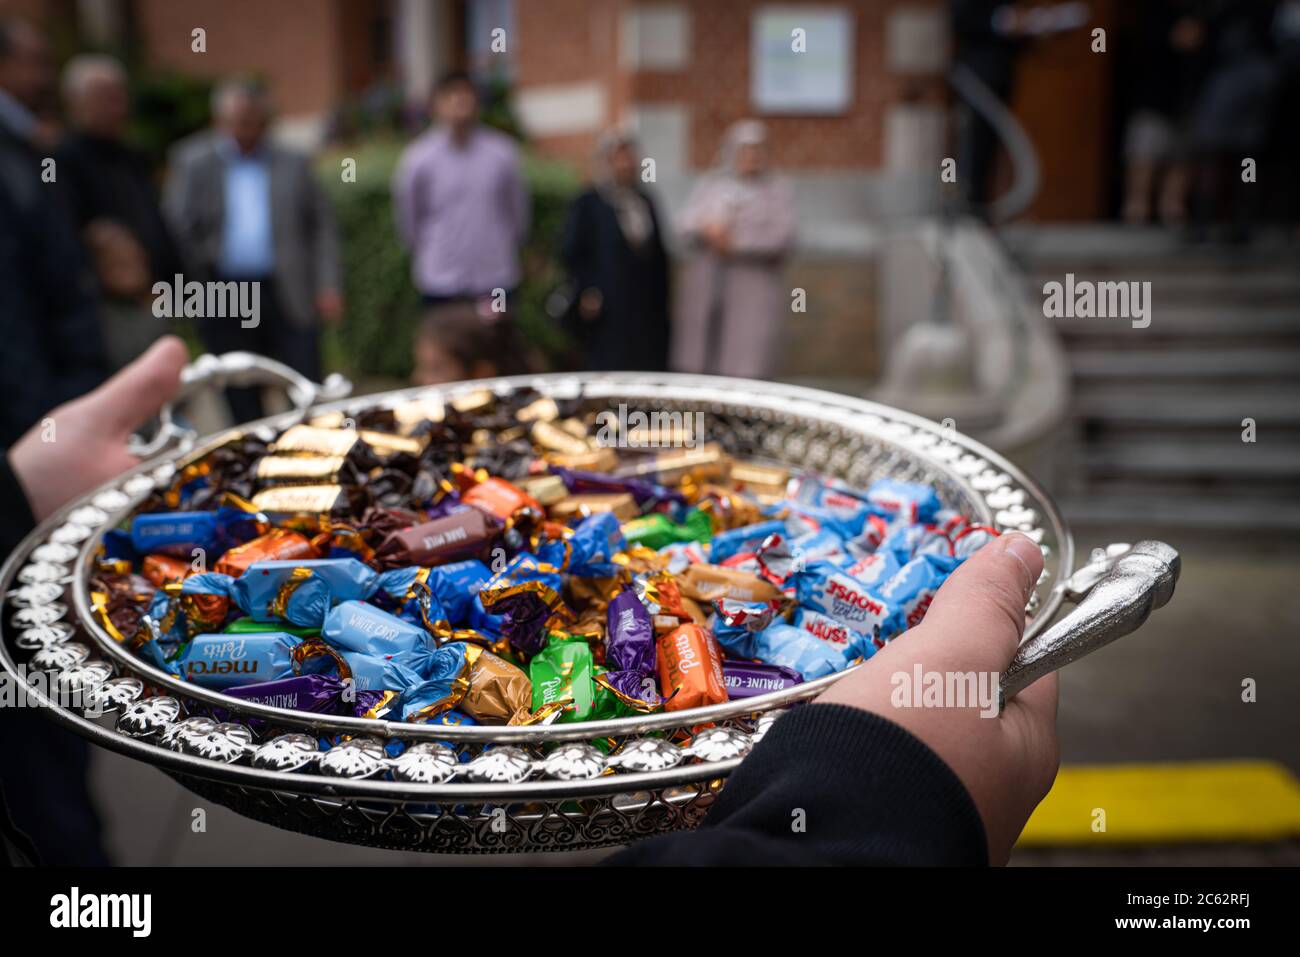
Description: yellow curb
xmin=1017 ymin=761 xmax=1300 ymax=846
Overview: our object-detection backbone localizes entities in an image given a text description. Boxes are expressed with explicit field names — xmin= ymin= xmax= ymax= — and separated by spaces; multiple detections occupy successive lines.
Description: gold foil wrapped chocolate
xmin=461 ymin=645 xmax=534 ymax=725
xmin=517 ymin=474 xmax=568 ymax=506
xmin=549 ymin=492 xmax=638 ymax=523
xmin=251 ymin=485 xmax=348 ymax=516
xmin=271 ymin=425 xmax=359 ymax=457
xmin=255 ymin=455 xmax=349 ymax=484
xmin=531 ymin=420 xmax=590 ymax=456
xmin=546 ymin=447 xmax=618 ymax=472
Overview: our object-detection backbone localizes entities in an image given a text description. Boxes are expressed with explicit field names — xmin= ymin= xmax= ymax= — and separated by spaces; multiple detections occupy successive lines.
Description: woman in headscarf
xmin=561 ymin=129 xmax=671 ymax=370
xmin=672 ymin=119 xmax=797 ymax=379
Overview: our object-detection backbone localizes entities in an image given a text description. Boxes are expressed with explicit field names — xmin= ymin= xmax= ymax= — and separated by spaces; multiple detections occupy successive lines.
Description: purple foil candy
xmin=549 ymin=466 xmax=685 ymax=508
xmin=722 ymin=660 xmax=804 ymax=700
xmin=603 ymin=668 xmax=663 ymax=708
xmin=606 ymin=589 xmax=655 ymax=674
xmin=225 ymin=674 xmax=350 ymax=715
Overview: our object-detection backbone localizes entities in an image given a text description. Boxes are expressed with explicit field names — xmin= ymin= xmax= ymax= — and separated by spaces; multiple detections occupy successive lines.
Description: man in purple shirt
xmin=393 ymin=71 xmax=529 ymax=381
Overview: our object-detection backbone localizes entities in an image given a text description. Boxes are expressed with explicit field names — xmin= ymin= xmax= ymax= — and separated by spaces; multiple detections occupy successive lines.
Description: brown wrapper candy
xmin=657 ymin=623 xmax=727 ymax=712
xmin=729 ymin=461 xmax=791 ymax=492
xmin=461 ymin=644 xmax=534 ymax=725
xmin=375 ymin=508 xmax=500 ymax=566
xmin=546 ymin=447 xmax=618 ymax=472
xmin=548 ymin=492 xmax=639 ymax=523
xmin=678 ymin=564 xmax=785 ymax=604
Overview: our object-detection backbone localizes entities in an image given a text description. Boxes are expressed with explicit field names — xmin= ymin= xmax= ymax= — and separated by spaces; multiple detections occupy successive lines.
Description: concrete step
xmin=1059 ymin=491 xmax=1300 ymax=531
xmin=1072 ymin=388 xmax=1300 ymax=428
xmin=1080 ymin=438 xmax=1300 ymax=480
xmin=1051 ymin=307 xmax=1300 ymax=341
xmin=1068 ymin=347 xmax=1300 ymax=381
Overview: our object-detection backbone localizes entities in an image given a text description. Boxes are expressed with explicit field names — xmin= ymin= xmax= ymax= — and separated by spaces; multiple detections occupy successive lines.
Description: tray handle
xmin=127 ymin=351 xmax=353 ymax=458
xmin=1001 ymin=541 xmax=1180 ymax=699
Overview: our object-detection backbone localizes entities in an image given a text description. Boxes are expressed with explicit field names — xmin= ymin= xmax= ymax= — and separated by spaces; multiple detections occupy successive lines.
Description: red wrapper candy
xmin=657 ymin=623 xmax=727 ymax=712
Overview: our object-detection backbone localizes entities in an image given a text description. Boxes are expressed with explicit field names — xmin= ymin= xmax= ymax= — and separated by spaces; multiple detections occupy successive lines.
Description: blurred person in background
xmin=0 ymin=337 xmax=188 ymax=865
xmin=1269 ymin=0 xmax=1300 ymax=236
xmin=57 ymin=54 xmax=180 ymax=370
xmin=414 ymin=300 xmax=530 ymax=385
xmin=561 ymin=130 xmax=670 ymax=371
xmin=0 ymin=16 xmax=107 ymax=448
xmin=164 ymin=80 xmax=343 ymax=422
xmin=393 ymin=70 xmax=529 ymax=383
xmin=949 ymin=2 xmax=1088 ymax=211
xmin=671 ymin=119 xmax=796 ymax=380
xmin=1183 ymin=0 xmax=1283 ymax=243
xmin=1119 ymin=1 xmax=1210 ymax=227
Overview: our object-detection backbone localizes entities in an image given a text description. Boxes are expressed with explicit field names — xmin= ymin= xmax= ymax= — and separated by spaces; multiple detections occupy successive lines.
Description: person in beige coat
xmin=671 ymin=120 xmax=797 ymax=379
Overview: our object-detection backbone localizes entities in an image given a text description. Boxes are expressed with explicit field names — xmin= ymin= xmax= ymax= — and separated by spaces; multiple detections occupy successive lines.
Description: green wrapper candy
xmin=529 ymin=637 xmax=594 ymax=723
xmin=223 ymin=617 xmax=319 ymax=638
xmin=620 ymin=508 xmax=712 ymax=551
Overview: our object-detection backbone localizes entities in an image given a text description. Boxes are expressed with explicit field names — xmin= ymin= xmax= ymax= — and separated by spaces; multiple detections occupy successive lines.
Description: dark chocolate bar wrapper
xmin=375 ymin=506 xmax=500 ymax=566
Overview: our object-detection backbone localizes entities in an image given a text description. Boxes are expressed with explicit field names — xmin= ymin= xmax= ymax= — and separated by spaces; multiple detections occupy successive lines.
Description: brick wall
xmin=133 ymin=0 xmax=345 ymax=117
xmin=513 ymin=0 xmax=945 ymax=175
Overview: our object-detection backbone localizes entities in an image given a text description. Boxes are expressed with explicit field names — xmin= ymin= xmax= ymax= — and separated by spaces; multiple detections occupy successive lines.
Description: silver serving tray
xmin=0 ymin=356 xmax=1179 ymax=853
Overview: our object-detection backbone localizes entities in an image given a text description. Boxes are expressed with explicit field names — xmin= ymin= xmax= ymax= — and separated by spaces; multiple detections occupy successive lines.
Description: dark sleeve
xmin=949 ymin=0 xmax=1002 ymax=40
xmin=608 ymin=704 xmax=989 ymax=866
xmin=560 ymin=192 xmax=594 ymax=285
xmin=0 ymin=448 xmax=37 ymax=563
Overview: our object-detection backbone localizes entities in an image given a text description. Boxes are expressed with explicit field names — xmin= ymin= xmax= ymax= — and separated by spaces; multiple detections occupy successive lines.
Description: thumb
xmin=904 ymin=533 xmax=1044 ymax=675
xmin=83 ymin=336 xmax=190 ymax=436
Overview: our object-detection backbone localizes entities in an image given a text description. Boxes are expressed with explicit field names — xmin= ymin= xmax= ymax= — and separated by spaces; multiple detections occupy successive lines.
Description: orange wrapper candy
xmin=463 ymin=477 xmax=542 ymax=523
xmin=657 ymin=623 xmax=727 ymax=712
xmin=214 ymin=528 xmax=320 ymax=577
xmin=143 ymin=554 xmax=191 ymax=587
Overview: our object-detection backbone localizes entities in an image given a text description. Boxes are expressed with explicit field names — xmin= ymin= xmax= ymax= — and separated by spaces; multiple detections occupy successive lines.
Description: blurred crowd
xmin=1116 ymin=0 xmax=1300 ymax=241
xmin=952 ymin=0 xmax=1300 ymax=237
xmin=0 ymin=13 xmax=799 ymax=454
xmin=3 ymin=3 xmax=1296 ymax=454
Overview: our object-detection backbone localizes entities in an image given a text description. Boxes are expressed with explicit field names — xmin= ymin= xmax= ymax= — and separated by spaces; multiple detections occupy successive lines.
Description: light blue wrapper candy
xmin=875 ymin=553 xmax=963 ymax=633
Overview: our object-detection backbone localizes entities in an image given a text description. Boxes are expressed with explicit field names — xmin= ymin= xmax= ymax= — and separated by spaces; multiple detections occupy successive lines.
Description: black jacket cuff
xmin=609 ymin=703 xmax=989 ymax=865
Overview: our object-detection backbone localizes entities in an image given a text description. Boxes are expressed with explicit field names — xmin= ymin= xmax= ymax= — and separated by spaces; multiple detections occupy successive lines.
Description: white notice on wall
xmin=751 ymin=6 xmax=854 ymax=114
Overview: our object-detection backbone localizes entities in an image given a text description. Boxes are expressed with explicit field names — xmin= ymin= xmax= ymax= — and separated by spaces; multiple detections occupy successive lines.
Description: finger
xmin=908 ymin=533 xmax=1044 ymax=674
xmin=90 ymin=336 xmax=189 ymax=436
xmin=1006 ymin=669 xmax=1058 ymax=737
xmin=1003 ymin=670 xmax=1060 ymax=791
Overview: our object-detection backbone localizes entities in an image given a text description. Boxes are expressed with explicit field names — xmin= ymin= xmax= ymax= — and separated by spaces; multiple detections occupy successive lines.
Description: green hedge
xmin=318 ymin=140 xmax=580 ymax=382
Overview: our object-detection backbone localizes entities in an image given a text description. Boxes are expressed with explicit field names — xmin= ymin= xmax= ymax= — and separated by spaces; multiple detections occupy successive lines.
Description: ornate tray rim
xmin=38 ymin=373 xmax=1072 ymax=740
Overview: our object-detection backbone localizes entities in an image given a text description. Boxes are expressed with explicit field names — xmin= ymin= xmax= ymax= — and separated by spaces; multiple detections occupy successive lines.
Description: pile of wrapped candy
xmin=89 ymin=388 xmax=998 ymax=732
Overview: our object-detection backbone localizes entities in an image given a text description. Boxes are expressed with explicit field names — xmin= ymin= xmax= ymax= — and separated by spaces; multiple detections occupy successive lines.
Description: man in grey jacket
xmin=164 ymin=80 xmax=342 ymax=422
